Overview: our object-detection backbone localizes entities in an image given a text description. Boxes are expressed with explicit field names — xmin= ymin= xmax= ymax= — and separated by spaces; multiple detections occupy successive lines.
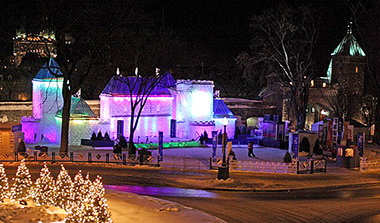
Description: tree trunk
xmin=128 ymin=114 xmax=136 ymax=155
xmin=59 ymin=78 xmax=71 ymax=153
xmin=374 ymin=98 xmax=380 ymax=144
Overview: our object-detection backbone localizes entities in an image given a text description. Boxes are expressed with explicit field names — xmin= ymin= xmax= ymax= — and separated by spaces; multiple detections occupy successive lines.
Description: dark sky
xmin=155 ymin=0 xmax=356 ymax=75
xmin=2 ymin=0 xmax=358 ymax=76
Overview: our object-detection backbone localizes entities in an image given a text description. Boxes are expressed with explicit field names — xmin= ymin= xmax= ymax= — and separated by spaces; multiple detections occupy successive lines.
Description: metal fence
xmin=159 ymin=156 xmax=211 ymax=170
xmin=0 ymin=151 xmax=159 ymax=167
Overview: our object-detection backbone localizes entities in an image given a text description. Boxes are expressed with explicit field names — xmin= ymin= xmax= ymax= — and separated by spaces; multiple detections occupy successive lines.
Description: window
xmin=355 ymin=66 xmax=359 ymax=74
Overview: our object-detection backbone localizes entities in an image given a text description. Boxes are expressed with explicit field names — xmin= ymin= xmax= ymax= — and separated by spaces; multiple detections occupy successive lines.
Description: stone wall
xmin=230 ymin=160 xmax=297 ymax=174
xmin=360 ymin=157 xmax=380 ymax=171
xmin=0 ymin=101 xmax=33 ymax=123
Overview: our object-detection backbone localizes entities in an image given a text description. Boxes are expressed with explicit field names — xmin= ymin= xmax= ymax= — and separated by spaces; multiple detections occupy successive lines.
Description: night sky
xmin=156 ymin=0 xmax=355 ymax=75
xmin=2 ymin=0 xmax=357 ymax=76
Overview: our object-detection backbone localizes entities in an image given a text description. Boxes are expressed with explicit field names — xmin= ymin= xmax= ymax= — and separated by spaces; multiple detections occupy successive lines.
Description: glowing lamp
xmin=223 ymin=117 xmax=228 ymax=126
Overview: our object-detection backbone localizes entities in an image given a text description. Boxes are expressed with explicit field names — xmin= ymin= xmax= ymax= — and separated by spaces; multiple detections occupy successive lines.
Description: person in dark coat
xmin=203 ymin=131 xmax=209 ymax=143
xmin=248 ymin=141 xmax=255 ymax=157
xmin=18 ymin=138 xmax=26 ymax=153
xmin=314 ymin=139 xmax=322 ymax=155
xmin=283 ymin=151 xmax=292 ymax=163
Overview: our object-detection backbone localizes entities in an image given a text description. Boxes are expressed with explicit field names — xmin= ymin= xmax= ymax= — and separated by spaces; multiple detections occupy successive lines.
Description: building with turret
xmin=20 ymin=58 xmax=236 ymax=146
xmin=306 ymin=21 xmax=367 ymax=128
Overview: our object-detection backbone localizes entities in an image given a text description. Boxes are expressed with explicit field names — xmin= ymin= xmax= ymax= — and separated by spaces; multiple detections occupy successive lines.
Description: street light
xmin=218 ymin=117 xmax=230 ymax=180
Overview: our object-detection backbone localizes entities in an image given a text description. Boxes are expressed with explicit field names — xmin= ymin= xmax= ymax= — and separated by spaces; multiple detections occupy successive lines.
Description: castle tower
xmin=325 ymin=21 xmax=366 ymax=94
xmin=31 ymin=58 xmax=63 ymax=143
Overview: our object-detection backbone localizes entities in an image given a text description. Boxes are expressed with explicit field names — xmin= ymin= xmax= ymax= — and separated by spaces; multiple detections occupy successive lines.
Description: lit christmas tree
xmin=0 ymin=164 xmax=9 ymax=202
xmin=54 ymin=165 xmax=72 ymax=211
xmin=93 ymin=175 xmax=112 ymax=223
xmin=10 ymin=160 xmax=33 ymax=203
xmin=65 ymin=171 xmax=86 ymax=222
xmin=33 ymin=164 xmax=55 ymax=206
xmin=82 ymin=173 xmax=96 ymax=222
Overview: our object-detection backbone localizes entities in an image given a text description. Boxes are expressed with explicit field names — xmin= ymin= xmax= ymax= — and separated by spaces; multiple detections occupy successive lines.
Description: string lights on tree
xmin=0 ymin=162 xmax=112 ymax=222
xmin=33 ymin=164 xmax=55 ymax=206
xmin=54 ymin=165 xmax=73 ymax=211
xmin=65 ymin=171 xmax=86 ymax=222
xmin=93 ymin=175 xmax=112 ymax=223
xmin=0 ymin=164 xmax=9 ymax=202
xmin=10 ymin=159 xmax=32 ymax=204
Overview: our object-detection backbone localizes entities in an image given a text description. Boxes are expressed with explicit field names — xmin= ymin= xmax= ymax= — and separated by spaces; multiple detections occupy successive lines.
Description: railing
xmin=159 ymin=156 xmax=211 ymax=171
xmin=0 ymin=151 xmax=159 ymax=167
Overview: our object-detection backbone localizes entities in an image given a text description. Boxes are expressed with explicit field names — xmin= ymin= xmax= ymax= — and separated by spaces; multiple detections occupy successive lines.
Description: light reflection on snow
xmin=104 ymin=185 xmax=217 ymax=198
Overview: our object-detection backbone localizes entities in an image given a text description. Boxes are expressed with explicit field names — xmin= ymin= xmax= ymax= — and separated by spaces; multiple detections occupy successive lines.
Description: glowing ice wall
xmin=32 ymin=79 xmax=63 ymax=119
xmin=176 ymin=80 xmax=214 ymax=122
xmin=176 ymin=80 xmax=215 ymax=139
xmin=214 ymin=118 xmax=236 ymax=139
xmin=99 ymin=94 xmax=174 ymax=140
xmin=109 ymin=116 xmax=171 ymax=140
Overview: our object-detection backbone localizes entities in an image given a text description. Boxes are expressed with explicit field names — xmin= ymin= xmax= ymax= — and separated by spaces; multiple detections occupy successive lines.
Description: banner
xmin=158 ymin=131 xmax=163 ymax=161
xmin=318 ymin=125 xmax=323 ymax=141
xmin=332 ymin=117 xmax=338 ymax=145
xmin=227 ymin=142 xmax=232 ymax=156
xmin=170 ymin=119 xmax=176 ymax=138
xmin=357 ymin=132 xmax=364 ymax=157
xmin=322 ymin=122 xmax=328 ymax=144
xmin=347 ymin=125 xmax=354 ymax=142
xmin=337 ymin=118 xmax=343 ymax=144
xmin=327 ymin=120 xmax=333 ymax=148
xmin=342 ymin=121 xmax=349 ymax=146
xmin=292 ymin=133 xmax=299 ymax=158
xmin=212 ymin=131 xmax=217 ymax=160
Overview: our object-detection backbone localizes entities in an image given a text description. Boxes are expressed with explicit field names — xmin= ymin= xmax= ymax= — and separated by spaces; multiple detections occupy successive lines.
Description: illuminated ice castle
xmin=21 ymin=58 xmax=236 ymax=145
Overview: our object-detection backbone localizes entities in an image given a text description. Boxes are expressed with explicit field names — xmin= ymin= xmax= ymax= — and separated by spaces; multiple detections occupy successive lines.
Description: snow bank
xmin=0 ymin=199 xmax=66 ymax=222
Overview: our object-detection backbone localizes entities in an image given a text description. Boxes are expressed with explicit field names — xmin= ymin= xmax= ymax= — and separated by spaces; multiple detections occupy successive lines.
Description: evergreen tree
xmin=93 ymin=175 xmax=112 ymax=223
xmin=33 ymin=164 xmax=55 ymax=206
xmin=65 ymin=171 xmax=86 ymax=222
xmin=0 ymin=164 xmax=9 ymax=201
xmin=10 ymin=160 xmax=32 ymax=203
xmin=82 ymin=173 xmax=96 ymax=222
xmin=54 ymin=165 xmax=72 ymax=211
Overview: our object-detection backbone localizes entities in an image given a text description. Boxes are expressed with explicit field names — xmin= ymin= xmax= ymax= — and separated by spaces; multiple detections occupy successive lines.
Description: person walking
xmin=248 ymin=141 xmax=255 ymax=157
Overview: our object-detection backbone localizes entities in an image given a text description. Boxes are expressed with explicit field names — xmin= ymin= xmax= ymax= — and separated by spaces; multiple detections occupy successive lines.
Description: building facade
xmin=21 ymin=59 xmax=236 ymax=146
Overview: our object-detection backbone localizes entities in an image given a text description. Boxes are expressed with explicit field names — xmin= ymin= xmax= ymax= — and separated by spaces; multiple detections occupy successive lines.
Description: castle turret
xmin=325 ymin=21 xmax=366 ymax=94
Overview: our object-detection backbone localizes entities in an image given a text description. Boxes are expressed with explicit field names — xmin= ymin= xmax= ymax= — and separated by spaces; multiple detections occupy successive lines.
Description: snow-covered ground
xmin=0 ymin=199 xmax=66 ymax=222
xmin=106 ymin=190 xmax=225 ymax=223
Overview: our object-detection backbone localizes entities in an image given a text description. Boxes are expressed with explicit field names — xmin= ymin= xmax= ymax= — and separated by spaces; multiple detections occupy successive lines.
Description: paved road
xmin=4 ymin=163 xmax=380 ymax=222
xmin=157 ymin=187 xmax=380 ymax=223
xmin=107 ymin=184 xmax=380 ymax=223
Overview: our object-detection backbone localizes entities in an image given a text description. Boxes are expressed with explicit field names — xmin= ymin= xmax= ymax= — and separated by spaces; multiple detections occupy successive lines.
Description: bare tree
xmin=236 ymin=5 xmax=318 ymax=130
xmin=111 ymin=72 xmax=174 ymax=154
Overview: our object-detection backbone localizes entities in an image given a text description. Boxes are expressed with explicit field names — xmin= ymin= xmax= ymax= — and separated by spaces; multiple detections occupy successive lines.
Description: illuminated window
xmin=355 ymin=66 xmax=359 ymax=74
xmin=323 ymin=82 xmax=326 ymax=88
xmin=311 ymin=80 xmax=314 ymax=87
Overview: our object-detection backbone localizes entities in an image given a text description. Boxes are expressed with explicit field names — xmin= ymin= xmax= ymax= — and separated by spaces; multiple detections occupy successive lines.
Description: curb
xmin=202 ymin=182 xmax=380 ymax=192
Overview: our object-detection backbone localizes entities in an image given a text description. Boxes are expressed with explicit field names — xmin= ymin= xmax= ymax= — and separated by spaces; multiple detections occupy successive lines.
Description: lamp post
xmin=218 ymin=117 xmax=230 ymax=180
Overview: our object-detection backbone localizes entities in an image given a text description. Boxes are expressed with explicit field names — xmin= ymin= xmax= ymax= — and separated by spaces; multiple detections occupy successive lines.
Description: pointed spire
xmin=347 ymin=18 xmax=353 ymax=35
xmin=156 ymin=68 xmax=160 ymax=76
